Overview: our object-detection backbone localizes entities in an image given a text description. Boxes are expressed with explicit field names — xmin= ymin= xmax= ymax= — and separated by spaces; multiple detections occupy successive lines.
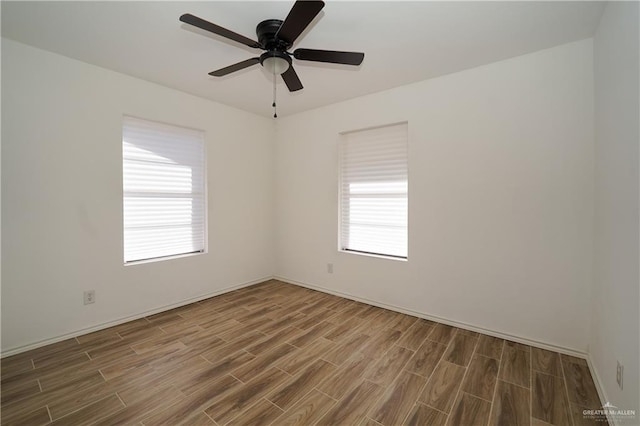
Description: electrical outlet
xmin=616 ymin=361 xmax=623 ymax=390
xmin=327 ymin=263 xmax=333 ymax=273
xmin=84 ymin=290 xmax=95 ymax=305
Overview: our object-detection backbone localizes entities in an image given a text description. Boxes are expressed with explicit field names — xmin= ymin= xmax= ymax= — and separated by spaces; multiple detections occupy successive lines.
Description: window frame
xmin=122 ymin=115 xmax=208 ymax=265
xmin=338 ymin=122 xmax=409 ymax=261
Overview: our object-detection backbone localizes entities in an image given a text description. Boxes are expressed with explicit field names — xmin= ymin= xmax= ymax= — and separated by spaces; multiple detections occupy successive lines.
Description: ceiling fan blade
xmin=281 ymin=66 xmax=303 ymax=92
xmin=180 ymin=13 xmax=261 ymax=49
xmin=209 ymin=58 xmax=260 ymax=77
xmin=294 ymin=49 xmax=364 ymax=65
xmin=276 ymin=1 xmax=325 ymax=45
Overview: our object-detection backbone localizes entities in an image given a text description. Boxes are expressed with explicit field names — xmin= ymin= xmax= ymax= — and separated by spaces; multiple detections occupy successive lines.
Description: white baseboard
xmin=1 ymin=276 xmax=273 ymax=358
xmin=586 ymin=354 xmax=618 ymax=426
xmin=274 ymin=275 xmax=589 ymax=359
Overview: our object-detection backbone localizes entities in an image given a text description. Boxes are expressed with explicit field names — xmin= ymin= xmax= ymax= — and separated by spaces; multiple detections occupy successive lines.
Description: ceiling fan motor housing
xmin=256 ymin=19 xmax=289 ymax=51
xmin=257 ymin=19 xmax=293 ymax=74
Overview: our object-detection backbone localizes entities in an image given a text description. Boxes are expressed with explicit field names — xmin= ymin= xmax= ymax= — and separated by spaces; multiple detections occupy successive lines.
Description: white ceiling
xmin=2 ymin=1 xmax=605 ymax=118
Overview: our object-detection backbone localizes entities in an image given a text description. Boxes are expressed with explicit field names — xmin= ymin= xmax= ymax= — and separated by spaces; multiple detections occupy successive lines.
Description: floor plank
xmin=245 ymin=326 xmax=304 ymax=356
xmin=499 ymin=345 xmax=531 ymax=388
xmin=204 ymin=368 xmax=289 ymax=424
xmin=490 ymin=380 xmax=530 ymax=426
xmin=360 ymin=328 xmax=403 ymax=359
xmin=365 ymin=345 xmax=414 ymax=384
xmin=176 ymin=351 xmax=256 ymax=396
xmin=226 ymin=398 xmax=284 ymax=426
xmin=405 ymin=339 xmax=448 ymax=378
xmin=449 ymin=392 xmax=492 ymax=426
xmin=231 ymin=343 xmax=298 ymax=383
xmin=369 ymin=370 xmax=426 ymax=426
xmin=532 ymin=371 xmax=571 ymax=425
xmin=142 ymin=374 xmax=241 ymax=425
xmin=443 ymin=333 xmax=478 ymax=367
xmin=476 ymin=335 xmax=504 ymax=360
xmin=288 ymin=321 xmax=335 ymax=348
xmin=267 ymin=358 xmax=336 ymax=410
xmin=1 ymin=406 xmax=50 ymax=426
xmin=276 ymin=337 xmax=335 ymax=375
xmin=427 ymin=324 xmax=456 ymax=345
xmin=1 ymin=356 xmax=35 ymax=378
xmin=396 ymin=320 xmax=434 ymax=351
xmin=1 ymin=379 xmax=41 ymax=406
xmin=317 ymin=351 xmax=377 ymax=400
xmin=462 ymin=353 xmax=499 ymax=401
xmin=272 ymin=389 xmax=336 ymax=426
xmin=94 ymin=385 xmax=183 ymax=425
xmin=562 ymin=357 xmax=601 ymax=407
xmin=49 ymin=394 xmax=124 ymax=425
xmin=404 ymin=403 xmax=448 ymax=426
xmin=532 ymin=348 xmax=562 ymax=377
xmin=418 ymin=360 xmax=466 ymax=413
xmin=321 ymin=333 xmax=371 ymax=366
xmin=324 ymin=319 xmax=362 ymax=343
xmin=317 ymin=380 xmax=384 ymax=425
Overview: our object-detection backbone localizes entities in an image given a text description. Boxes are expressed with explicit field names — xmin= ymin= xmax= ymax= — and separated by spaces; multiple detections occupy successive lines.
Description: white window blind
xmin=123 ymin=116 xmax=206 ymax=263
xmin=340 ymin=122 xmax=408 ymax=258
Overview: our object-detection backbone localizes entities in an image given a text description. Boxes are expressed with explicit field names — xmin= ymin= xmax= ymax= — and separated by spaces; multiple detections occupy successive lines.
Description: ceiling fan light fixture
xmin=260 ymin=51 xmax=291 ymax=75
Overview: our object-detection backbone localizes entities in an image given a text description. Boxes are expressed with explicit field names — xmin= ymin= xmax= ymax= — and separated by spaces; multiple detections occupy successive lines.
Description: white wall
xmin=1 ymin=39 xmax=275 ymax=353
xmin=0 ymin=24 xmax=3 ymax=353
xmin=275 ymin=39 xmax=595 ymax=353
xmin=592 ymin=1 xmax=639 ymax=415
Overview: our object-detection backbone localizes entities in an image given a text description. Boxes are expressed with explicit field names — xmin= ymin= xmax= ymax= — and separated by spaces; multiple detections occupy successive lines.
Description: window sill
xmin=124 ymin=250 xmax=205 ymax=266
xmin=339 ymin=249 xmax=407 ymax=262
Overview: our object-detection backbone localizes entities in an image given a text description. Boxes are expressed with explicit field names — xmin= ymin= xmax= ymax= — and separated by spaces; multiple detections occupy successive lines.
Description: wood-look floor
xmin=1 ymin=280 xmax=606 ymax=426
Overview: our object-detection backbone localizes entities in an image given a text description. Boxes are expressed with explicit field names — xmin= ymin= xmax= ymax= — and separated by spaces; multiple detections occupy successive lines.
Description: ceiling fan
xmin=179 ymin=0 xmax=364 ymax=94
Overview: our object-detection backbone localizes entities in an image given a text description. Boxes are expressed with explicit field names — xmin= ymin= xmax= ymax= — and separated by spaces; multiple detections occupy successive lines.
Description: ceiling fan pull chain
xmin=272 ymin=72 xmax=278 ymax=118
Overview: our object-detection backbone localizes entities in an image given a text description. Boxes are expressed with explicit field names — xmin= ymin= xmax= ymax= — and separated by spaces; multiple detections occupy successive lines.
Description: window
xmin=339 ymin=122 xmax=408 ymax=259
xmin=122 ymin=116 xmax=206 ymax=263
